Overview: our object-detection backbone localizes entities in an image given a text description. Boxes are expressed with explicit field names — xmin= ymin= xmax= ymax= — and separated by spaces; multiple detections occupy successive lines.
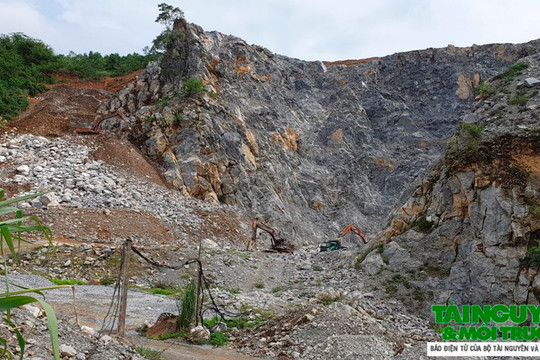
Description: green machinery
xmin=319 ymin=240 xmax=343 ymax=252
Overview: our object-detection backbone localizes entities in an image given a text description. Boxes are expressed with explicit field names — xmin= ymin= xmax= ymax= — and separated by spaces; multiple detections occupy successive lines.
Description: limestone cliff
xmin=375 ymin=54 xmax=540 ymax=305
xmin=103 ymin=17 xmax=540 ymax=244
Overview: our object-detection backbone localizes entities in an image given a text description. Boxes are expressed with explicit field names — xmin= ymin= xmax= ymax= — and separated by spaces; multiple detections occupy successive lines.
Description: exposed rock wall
xmin=104 ymin=18 xmax=540 ymax=244
xmin=376 ymin=54 xmax=540 ymax=305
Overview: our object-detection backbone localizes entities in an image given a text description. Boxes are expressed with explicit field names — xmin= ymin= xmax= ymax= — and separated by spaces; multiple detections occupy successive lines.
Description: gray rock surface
xmin=104 ymin=18 xmax=540 ymax=245
xmin=376 ymin=53 xmax=540 ymax=306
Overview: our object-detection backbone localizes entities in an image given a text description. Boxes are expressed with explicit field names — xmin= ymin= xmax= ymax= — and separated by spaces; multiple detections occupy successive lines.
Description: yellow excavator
xmin=320 ymin=224 xmax=368 ymax=252
xmin=246 ymin=218 xmax=295 ymax=253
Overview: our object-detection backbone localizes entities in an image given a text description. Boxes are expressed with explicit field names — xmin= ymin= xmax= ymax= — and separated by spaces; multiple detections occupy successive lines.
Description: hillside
xmin=370 ymin=55 xmax=540 ymax=307
xmin=104 ymin=17 xmax=540 ymax=244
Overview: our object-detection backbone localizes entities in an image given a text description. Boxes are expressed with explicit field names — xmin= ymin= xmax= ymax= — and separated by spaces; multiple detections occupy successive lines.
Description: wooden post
xmin=118 ymin=238 xmax=132 ymax=337
xmin=195 ymin=240 xmax=202 ymax=326
xmin=195 ymin=263 xmax=202 ymax=326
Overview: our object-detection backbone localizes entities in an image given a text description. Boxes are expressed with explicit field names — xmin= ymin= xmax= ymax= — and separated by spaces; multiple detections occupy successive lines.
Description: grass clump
xmin=312 ymin=265 xmax=323 ymax=271
xmin=478 ymin=81 xmax=496 ymax=97
xmin=99 ymin=275 xmax=116 ymax=286
xmin=410 ymin=215 xmax=434 ymax=234
xmin=462 ymin=123 xmax=485 ymax=139
xmin=495 ymin=62 xmax=529 ymax=83
xmin=135 ymin=346 xmax=162 ymax=360
xmin=254 ymin=282 xmax=265 ymax=289
xmin=180 ymin=78 xmax=207 ymax=98
xmin=509 ymin=94 xmax=530 ymax=106
xmin=50 ymin=278 xmax=86 ymax=286
xmin=204 ymin=315 xmax=262 ymax=330
xmin=177 ymin=281 xmax=197 ymax=331
xmin=523 ymin=244 xmax=540 ymax=267
xmin=209 ymin=332 xmax=228 ymax=346
xmin=272 ymin=286 xmax=282 ymax=293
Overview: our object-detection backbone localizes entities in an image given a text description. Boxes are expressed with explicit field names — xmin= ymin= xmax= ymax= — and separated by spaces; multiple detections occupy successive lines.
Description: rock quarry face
xmin=104 ymin=17 xmax=540 ymax=246
xmin=373 ymin=54 xmax=540 ymax=306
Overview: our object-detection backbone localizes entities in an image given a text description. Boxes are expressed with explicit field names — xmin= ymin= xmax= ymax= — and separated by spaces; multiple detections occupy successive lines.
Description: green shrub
xmin=411 ymin=215 xmax=434 ymax=233
xmin=177 ymin=281 xmax=197 ymax=331
xmin=209 ymin=332 xmax=228 ymax=346
xmin=523 ymin=246 xmax=540 ymax=267
xmin=495 ymin=62 xmax=529 ymax=83
xmin=272 ymin=286 xmax=282 ymax=293
xmin=180 ymin=78 xmax=207 ymax=97
xmin=462 ymin=123 xmax=485 ymax=139
xmin=254 ymin=282 xmax=265 ymax=289
xmin=478 ymin=81 xmax=496 ymax=97
xmin=312 ymin=265 xmax=323 ymax=271
xmin=100 ymin=275 xmax=116 ymax=286
xmin=0 ymin=188 xmax=65 ymax=359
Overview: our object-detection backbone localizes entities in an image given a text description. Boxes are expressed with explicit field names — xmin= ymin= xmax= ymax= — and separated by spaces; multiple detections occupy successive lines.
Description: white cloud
xmin=0 ymin=1 xmax=51 ymax=39
xmin=0 ymin=0 xmax=540 ymax=60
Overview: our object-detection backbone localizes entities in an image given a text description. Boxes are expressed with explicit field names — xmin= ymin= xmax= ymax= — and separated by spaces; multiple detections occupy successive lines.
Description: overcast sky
xmin=1 ymin=0 xmax=539 ymax=61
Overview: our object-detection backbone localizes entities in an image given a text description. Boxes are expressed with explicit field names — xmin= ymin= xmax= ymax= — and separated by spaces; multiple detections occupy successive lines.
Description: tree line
xmin=0 ymin=32 xmax=157 ymax=120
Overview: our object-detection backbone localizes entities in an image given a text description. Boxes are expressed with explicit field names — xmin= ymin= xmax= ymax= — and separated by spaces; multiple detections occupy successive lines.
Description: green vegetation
xmin=151 ymin=3 xmax=185 ymax=54
xmin=54 ymin=51 xmax=157 ymax=80
xmin=383 ymin=274 xmax=414 ymax=298
xmin=434 ymin=326 xmax=444 ymax=334
xmin=254 ymin=282 xmax=265 ymax=289
xmin=509 ymin=94 xmax=530 ymax=106
xmin=50 ymin=278 xmax=86 ymax=286
xmin=523 ymin=243 xmax=540 ymax=267
xmin=135 ymin=345 xmax=163 ymax=360
xmin=0 ymin=188 xmax=66 ymax=359
xmin=131 ymin=285 xmax=180 ymax=296
xmin=272 ymin=286 xmax=282 ymax=293
xmin=478 ymin=81 xmax=496 ymax=97
xmin=530 ymin=205 xmax=540 ymax=218
xmin=99 ymin=275 xmax=116 ymax=286
xmin=0 ymin=32 xmax=156 ymax=120
xmin=177 ymin=281 xmax=197 ymax=331
xmin=495 ymin=62 xmax=529 ymax=83
xmin=383 ymin=281 xmax=398 ymax=296
xmin=180 ymin=78 xmax=207 ymax=97
xmin=204 ymin=315 xmax=262 ymax=330
xmin=209 ymin=332 xmax=228 ymax=346
xmin=410 ymin=215 xmax=435 ymax=234
xmin=312 ymin=265 xmax=323 ymax=271
xmin=462 ymin=123 xmax=485 ymax=139
xmin=446 ymin=122 xmax=491 ymax=165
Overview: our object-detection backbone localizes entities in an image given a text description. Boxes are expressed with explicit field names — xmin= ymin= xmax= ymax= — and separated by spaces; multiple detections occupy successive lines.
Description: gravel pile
xmin=0 ymin=133 xmax=224 ymax=230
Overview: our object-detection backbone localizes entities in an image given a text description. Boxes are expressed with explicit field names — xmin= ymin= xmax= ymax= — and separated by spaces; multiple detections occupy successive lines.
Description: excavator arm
xmin=247 ymin=218 xmax=294 ymax=253
xmin=341 ymin=224 xmax=368 ymax=244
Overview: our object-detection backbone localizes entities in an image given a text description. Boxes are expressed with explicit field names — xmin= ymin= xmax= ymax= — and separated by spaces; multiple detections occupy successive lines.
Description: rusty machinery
xmin=246 ymin=218 xmax=295 ymax=253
